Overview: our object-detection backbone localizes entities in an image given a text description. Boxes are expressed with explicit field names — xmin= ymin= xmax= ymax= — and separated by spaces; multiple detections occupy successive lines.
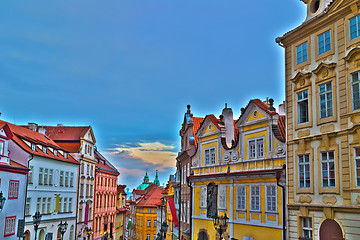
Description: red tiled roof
xmin=250 ymin=99 xmax=278 ymax=116
xmin=273 ymin=116 xmax=286 ymax=142
xmin=137 ymin=184 xmax=163 ymax=207
xmin=43 ymin=126 xmax=91 ymax=141
xmin=95 ymin=150 xmax=119 ymax=176
xmin=192 ymin=117 xmax=204 ymax=148
xmin=118 ymin=185 xmax=127 ymax=194
xmin=0 ymin=120 xmax=79 ymax=165
xmin=56 ymin=142 xmax=81 ymax=153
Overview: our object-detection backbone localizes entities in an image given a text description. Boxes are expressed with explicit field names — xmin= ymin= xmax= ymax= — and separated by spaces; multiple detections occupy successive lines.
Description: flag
xmin=84 ymin=202 xmax=89 ymax=225
xmin=55 ymin=194 xmax=60 ymax=212
xmin=127 ymin=219 xmax=131 ymax=230
xmin=168 ymin=196 xmax=179 ymax=227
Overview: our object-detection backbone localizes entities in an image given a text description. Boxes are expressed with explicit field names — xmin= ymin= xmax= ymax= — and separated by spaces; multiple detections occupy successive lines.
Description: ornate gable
xmin=291 ymin=71 xmax=312 ymax=91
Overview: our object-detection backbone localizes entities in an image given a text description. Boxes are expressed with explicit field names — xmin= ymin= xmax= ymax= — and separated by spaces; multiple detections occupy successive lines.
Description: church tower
xmin=153 ymin=170 xmax=160 ymax=186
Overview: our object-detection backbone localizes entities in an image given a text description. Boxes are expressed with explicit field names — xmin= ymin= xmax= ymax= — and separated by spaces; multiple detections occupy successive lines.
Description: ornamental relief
xmin=312 ymin=62 xmax=336 ymax=83
xmin=344 ymin=47 xmax=360 ymax=70
xmin=291 ymin=72 xmax=312 ymax=91
xmin=222 ymin=150 xmax=239 ymax=163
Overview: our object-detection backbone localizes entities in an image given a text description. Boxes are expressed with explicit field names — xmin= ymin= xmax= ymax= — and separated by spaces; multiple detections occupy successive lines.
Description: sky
xmin=0 ymin=1 xmax=306 ymax=191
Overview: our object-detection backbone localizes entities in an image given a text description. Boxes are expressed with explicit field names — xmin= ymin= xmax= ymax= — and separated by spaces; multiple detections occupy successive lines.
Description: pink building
xmin=93 ymin=150 xmax=119 ymax=239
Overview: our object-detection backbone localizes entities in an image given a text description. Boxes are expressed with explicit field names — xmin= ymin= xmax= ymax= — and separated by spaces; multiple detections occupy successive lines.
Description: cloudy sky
xmin=0 ymin=1 xmax=306 ymax=191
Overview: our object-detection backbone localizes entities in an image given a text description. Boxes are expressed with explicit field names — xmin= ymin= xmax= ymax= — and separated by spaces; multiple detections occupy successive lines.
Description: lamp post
xmin=58 ymin=221 xmax=68 ymax=240
xmin=212 ymin=212 xmax=229 ymax=240
xmin=33 ymin=211 xmax=42 ymax=240
xmin=0 ymin=191 xmax=6 ymax=213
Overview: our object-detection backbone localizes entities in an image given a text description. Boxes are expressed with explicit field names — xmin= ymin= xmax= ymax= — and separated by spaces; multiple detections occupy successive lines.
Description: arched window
xmin=69 ymin=225 xmax=74 ymax=240
xmin=39 ymin=229 xmax=45 ymax=240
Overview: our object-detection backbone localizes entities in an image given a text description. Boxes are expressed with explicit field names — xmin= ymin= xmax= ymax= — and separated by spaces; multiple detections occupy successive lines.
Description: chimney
xmin=28 ymin=123 xmax=38 ymax=131
xmin=57 ymin=124 xmax=64 ymax=127
xmin=221 ymin=105 xmax=234 ymax=147
xmin=38 ymin=127 xmax=47 ymax=135
xmin=278 ymin=101 xmax=286 ymax=116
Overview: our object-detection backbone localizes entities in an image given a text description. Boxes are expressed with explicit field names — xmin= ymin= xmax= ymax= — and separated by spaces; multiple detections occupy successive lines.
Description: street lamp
xmin=85 ymin=226 xmax=93 ymax=240
xmin=58 ymin=221 xmax=68 ymax=240
xmin=0 ymin=191 xmax=6 ymax=213
xmin=33 ymin=211 xmax=42 ymax=240
xmin=212 ymin=212 xmax=229 ymax=240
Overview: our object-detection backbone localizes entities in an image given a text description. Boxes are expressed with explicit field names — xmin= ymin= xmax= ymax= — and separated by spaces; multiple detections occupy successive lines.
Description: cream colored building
xmin=277 ymin=0 xmax=360 ymax=239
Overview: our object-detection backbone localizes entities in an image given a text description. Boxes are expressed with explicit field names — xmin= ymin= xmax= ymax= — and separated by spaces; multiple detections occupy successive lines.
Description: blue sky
xmin=0 ymin=1 xmax=306 ymax=191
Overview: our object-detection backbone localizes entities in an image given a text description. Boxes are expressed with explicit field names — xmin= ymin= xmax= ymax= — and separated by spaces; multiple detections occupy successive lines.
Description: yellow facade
xmin=115 ymin=187 xmax=127 ymax=240
xmin=190 ymin=103 xmax=286 ymax=240
xmin=277 ymin=0 xmax=360 ymax=239
xmin=135 ymin=207 xmax=158 ymax=240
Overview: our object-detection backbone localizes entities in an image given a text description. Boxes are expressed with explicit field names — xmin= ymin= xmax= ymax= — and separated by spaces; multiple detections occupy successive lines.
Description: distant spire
xmin=154 ymin=170 xmax=160 ymax=186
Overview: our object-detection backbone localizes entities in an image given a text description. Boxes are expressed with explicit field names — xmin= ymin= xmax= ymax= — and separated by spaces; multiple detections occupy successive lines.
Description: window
xmin=64 ymin=152 xmax=67 ymax=159
xmin=43 ymin=146 xmax=47 ymax=154
xmin=350 ymin=15 xmax=360 ymax=40
xmin=301 ymin=217 xmax=313 ymax=239
xmin=60 ymin=171 xmax=64 ymax=187
xmin=65 ymin=172 xmax=69 ymax=187
xmin=250 ymin=186 xmax=260 ymax=211
xmin=296 ymin=42 xmax=308 ymax=64
xmin=321 ymin=151 xmax=336 ymax=188
xmin=298 ymin=154 xmax=311 ymax=188
xmin=266 ymin=185 xmax=276 ymax=212
xmin=200 ymin=187 xmax=207 ymax=208
xmin=318 ymin=30 xmax=331 ymax=55
xmin=355 ymin=148 xmax=360 ymax=187
xmin=44 ymin=168 xmax=48 ymax=185
xmin=41 ymin=197 xmax=46 ymax=213
xmin=204 ymin=148 xmax=216 ymax=165
xmin=31 ymin=143 xmax=36 ymax=151
xmin=26 ymin=198 xmax=31 ymax=215
xmin=352 ymin=71 xmax=360 ymax=110
xmin=70 ymin=172 xmax=74 ymax=187
xmin=8 ymin=180 xmax=19 ymax=199
xmin=47 ymin=198 xmax=51 ymax=213
xmin=236 ymin=186 xmax=246 ymax=210
xmin=0 ymin=140 xmax=4 ymax=155
xmin=81 ymin=163 xmax=84 ymax=174
xmin=218 ymin=186 xmax=226 ymax=209
xmin=36 ymin=198 xmax=41 ymax=212
xmin=87 ymin=164 xmax=90 ymax=175
xmin=5 ymin=216 xmax=16 ymax=236
xmin=28 ymin=166 xmax=34 ymax=184
xmin=148 ymin=208 xmax=151 ymax=213
xmin=248 ymin=138 xmax=264 ymax=158
xmin=146 ymin=234 xmax=151 ymax=240
xmin=319 ymin=82 xmax=333 ymax=119
xmin=90 ymin=166 xmax=93 ymax=176
xmin=64 ymin=198 xmax=68 ymax=212
xmin=297 ymin=90 xmax=309 ymax=124
xmin=54 ymin=149 xmax=58 ymax=156
xmin=69 ymin=198 xmax=72 ymax=212
xmin=147 ymin=220 xmax=151 ymax=227
xmin=59 ymin=197 xmax=63 ymax=213
xmin=49 ymin=169 xmax=53 ymax=186
xmin=39 ymin=168 xmax=43 ymax=185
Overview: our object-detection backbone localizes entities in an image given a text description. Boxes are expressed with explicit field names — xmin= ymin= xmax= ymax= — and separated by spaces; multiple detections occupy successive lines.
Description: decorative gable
xmin=303 ymin=0 xmax=333 ymax=21
xmin=204 ymin=123 xmax=216 ymax=134
xmin=291 ymin=71 xmax=312 ymax=91
xmin=246 ymin=108 xmax=266 ymax=123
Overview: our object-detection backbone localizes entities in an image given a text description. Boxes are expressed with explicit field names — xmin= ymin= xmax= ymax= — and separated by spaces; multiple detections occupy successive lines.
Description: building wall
xmin=24 ymin=155 xmax=78 ymax=240
xmin=135 ymin=207 xmax=157 ymax=240
xmin=280 ymin=0 xmax=360 ymax=239
xmin=0 ymin=170 xmax=27 ymax=240
xmin=93 ymin=171 xmax=118 ymax=239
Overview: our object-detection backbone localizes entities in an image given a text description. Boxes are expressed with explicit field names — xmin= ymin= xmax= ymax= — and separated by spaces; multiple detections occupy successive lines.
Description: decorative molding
xmin=320 ymin=124 xmax=335 ymax=133
xmin=299 ymin=195 xmax=312 ymax=203
xmin=323 ymin=196 xmax=337 ymax=205
xmin=298 ymin=129 xmax=311 ymax=138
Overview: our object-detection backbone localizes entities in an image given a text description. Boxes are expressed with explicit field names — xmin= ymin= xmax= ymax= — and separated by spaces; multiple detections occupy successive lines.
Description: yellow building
xmin=277 ymin=0 xmax=360 ymax=239
xmin=135 ymin=184 xmax=163 ymax=240
xmin=162 ymin=175 xmax=179 ymax=240
xmin=115 ymin=185 xmax=127 ymax=240
xmin=190 ymin=101 xmax=286 ymax=240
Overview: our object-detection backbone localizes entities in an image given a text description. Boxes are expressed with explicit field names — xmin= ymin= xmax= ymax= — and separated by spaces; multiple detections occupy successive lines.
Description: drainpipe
xmin=23 ymin=154 xmax=33 ymax=238
xmin=186 ymin=175 xmax=192 ymax=240
xmin=276 ymin=165 xmax=286 ymax=240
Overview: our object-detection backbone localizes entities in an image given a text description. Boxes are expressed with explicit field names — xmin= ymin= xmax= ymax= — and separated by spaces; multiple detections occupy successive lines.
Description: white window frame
xmin=204 ymin=147 xmax=216 ymax=165
xmin=265 ymin=185 xmax=277 ymax=212
xmin=319 ymin=81 xmax=333 ymax=119
xmin=297 ymin=90 xmax=309 ymax=124
xmin=350 ymin=15 xmax=360 ymax=40
xmin=318 ymin=30 xmax=331 ymax=55
xmin=236 ymin=186 xmax=246 ymax=211
xmin=296 ymin=41 xmax=308 ymax=64
xmin=355 ymin=148 xmax=360 ymax=187
xmin=298 ymin=154 xmax=311 ymax=189
xmin=250 ymin=185 xmax=260 ymax=211
xmin=302 ymin=217 xmax=313 ymax=239
xmin=351 ymin=71 xmax=360 ymax=111
xmin=321 ymin=151 xmax=336 ymax=188
xmin=218 ymin=185 xmax=226 ymax=209
xmin=248 ymin=137 xmax=265 ymax=159
xmin=200 ymin=187 xmax=207 ymax=208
